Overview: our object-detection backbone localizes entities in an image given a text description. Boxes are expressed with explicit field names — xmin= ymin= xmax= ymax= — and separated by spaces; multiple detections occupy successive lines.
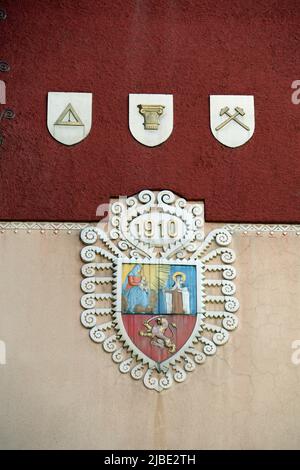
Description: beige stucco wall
xmin=0 ymin=226 xmax=300 ymax=450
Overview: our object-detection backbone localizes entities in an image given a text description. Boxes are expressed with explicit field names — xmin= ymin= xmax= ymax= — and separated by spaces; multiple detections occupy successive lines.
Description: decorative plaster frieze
xmin=0 ymin=222 xmax=90 ymax=232
xmin=0 ymin=221 xmax=299 ymax=235
xmin=223 ymin=223 xmax=300 ymax=235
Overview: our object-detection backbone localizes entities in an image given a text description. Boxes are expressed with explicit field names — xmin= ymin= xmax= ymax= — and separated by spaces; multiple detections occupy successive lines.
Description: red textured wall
xmin=1 ymin=0 xmax=300 ymax=222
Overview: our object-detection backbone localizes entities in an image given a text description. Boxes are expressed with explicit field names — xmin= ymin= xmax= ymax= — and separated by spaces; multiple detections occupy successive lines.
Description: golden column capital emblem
xmin=138 ymin=104 xmax=165 ymax=130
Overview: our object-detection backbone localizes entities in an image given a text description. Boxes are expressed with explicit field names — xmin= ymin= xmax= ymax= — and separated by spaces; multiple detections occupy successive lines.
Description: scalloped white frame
xmin=80 ymin=190 xmax=239 ymax=391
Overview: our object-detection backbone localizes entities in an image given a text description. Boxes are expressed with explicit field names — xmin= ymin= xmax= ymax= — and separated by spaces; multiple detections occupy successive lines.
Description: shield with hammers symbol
xmin=210 ymin=95 xmax=255 ymax=148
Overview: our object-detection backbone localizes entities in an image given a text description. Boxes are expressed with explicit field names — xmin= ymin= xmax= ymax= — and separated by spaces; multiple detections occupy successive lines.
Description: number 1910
xmin=135 ymin=219 xmax=178 ymax=239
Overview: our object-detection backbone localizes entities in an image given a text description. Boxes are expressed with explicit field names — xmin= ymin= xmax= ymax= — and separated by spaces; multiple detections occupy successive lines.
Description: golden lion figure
xmin=139 ymin=316 xmax=177 ymax=353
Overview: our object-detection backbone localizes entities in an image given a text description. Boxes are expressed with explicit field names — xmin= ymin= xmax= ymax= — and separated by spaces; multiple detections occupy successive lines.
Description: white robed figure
xmin=164 ymin=272 xmax=190 ymax=314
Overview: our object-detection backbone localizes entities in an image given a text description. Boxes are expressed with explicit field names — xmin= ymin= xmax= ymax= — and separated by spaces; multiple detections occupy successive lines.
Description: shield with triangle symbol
xmin=47 ymin=92 xmax=92 ymax=145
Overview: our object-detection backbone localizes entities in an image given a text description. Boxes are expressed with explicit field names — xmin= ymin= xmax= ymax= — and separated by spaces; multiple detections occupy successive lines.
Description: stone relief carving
xmin=80 ymin=190 xmax=239 ymax=391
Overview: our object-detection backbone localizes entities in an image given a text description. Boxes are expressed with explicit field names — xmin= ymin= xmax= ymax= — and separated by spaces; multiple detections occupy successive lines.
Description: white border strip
xmin=0 ymin=221 xmax=299 ymax=234
xmin=223 ymin=223 xmax=300 ymax=234
xmin=0 ymin=222 xmax=90 ymax=231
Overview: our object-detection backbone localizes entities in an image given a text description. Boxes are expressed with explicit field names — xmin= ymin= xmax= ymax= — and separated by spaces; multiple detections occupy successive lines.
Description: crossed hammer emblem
xmin=215 ymin=106 xmax=250 ymax=132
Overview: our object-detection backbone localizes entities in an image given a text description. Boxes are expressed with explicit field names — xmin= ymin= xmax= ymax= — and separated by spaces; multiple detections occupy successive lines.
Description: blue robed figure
xmin=122 ymin=264 xmax=150 ymax=313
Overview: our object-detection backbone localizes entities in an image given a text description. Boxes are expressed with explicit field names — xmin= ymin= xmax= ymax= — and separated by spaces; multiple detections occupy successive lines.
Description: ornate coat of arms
xmin=80 ymin=190 xmax=239 ymax=391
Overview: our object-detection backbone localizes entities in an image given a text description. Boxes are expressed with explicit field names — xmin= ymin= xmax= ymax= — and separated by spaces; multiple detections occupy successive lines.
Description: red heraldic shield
xmin=122 ymin=314 xmax=197 ymax=363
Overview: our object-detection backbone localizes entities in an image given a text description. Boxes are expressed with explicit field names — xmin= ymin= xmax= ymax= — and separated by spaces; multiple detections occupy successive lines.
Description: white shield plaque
xmin=210 ymin=95 xmax=255 ymax=148
xmin=129 ymin=94 xmax=173 ymax=147
xmin=47 ymin=92 xmax=92 ymax=146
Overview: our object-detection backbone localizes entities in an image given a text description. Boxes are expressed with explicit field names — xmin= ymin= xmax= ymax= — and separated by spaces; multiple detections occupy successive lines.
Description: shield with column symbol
xmin=129 ymin=94 xmax=173 ymax=147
